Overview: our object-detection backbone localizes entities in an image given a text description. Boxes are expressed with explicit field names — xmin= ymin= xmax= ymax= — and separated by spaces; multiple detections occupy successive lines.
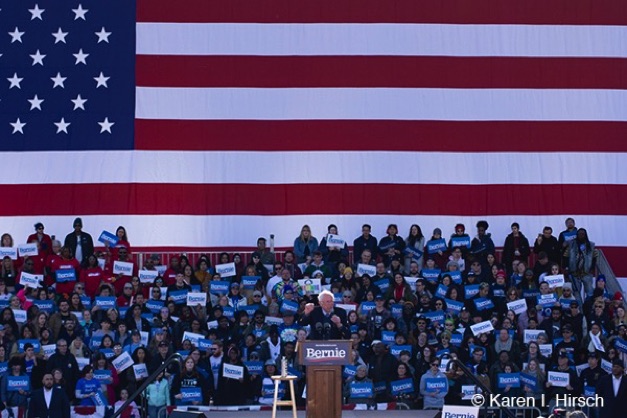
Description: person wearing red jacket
xmin=50 ymin=247 xmax=81 ymax=297
xmin=80 ymin=254 xmax=104 ymax=298
xmin=26 ymin=222 xmax=53 ymax=256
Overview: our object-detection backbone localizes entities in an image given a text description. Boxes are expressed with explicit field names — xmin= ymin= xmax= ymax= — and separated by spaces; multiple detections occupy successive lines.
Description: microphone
xmin=323 ymin=323 xmax=331 ymax=340
xmin=315 ymin=322 xmax=323 ymax=336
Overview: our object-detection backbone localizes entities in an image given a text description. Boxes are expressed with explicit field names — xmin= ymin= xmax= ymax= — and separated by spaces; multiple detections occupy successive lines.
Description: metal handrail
xmin=111 ymin=353 xmax=184 ymax=418
xmin=441 ymin=354 xmax=517 ymax=418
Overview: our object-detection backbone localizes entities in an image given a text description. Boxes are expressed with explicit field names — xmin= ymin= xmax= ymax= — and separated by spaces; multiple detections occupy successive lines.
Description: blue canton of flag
xmin=0 ymin=0 xmax=135 ymax=149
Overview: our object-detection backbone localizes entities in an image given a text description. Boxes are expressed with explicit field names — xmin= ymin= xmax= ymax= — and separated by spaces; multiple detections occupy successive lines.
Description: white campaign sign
xmin=357 ymin=263 xmax=376 ymax=277
xmin=442 ymin=405 xmax=479 ymax=418
xmin=523 ymin=329 xmax=544 ymax=344
xmin=133 ymin=364 xmax=149 ymax=379
xmin=113 ymin=260 xmax=134 ymax=276
xmin=223 ymin=363 xmax=244 ymax=380
xmin=326 ymin=234 xmax=346 ymax=248
xmin=470 ymin=320 xmax=494 ymax=336
xmin=507 ymin=299 xmax=527 ymax=315
xmin=138 ymin=269 xmax=158 ymax=283
xmin=216 ymin=262 xmax=236 ymax=277
xmin=112 ymin=351 xmax=134 ymax=372
xmin=548 ymin=371 xmax=569 ymax=387
xmin=0 ymin=248 xmax=17 ymax=260
xmin=186 ymin=292 xmax=207 ymax=306
xmin=19 ymin=272 xmax=43 ymax=289
xmin=544 ymin=274 xmax=565 ymax=288
xmin=12 ymin=309 xmax=27 ymax=323
xmin=17 ymin=243 xmax=38 ymax=257
xmin=182 ymin=331 xmax=205 ymax=345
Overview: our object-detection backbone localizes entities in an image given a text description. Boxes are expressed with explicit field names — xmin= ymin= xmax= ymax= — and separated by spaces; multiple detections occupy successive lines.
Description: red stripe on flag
xmin=137 ymin=0 xmax=627 ymax=24
xmin=136 ymin=56 xmax=627 ymax=89
xmin=135 ymin=120 xmax=627 ymax=152
xmin=3 ymin=184 xmax=626 ymax=216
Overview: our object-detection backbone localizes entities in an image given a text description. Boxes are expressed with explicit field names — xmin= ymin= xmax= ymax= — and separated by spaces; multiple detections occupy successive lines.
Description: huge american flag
xmin=1 ymin=0 xmax=626 ymax=273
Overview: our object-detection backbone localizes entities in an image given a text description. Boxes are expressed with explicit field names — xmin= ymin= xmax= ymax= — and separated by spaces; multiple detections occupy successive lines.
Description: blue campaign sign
xmin=422 ymin=310 xmax=445 ymax=324
xmin=390 ymin=345 xmax=412 ymax=357
xmin=263 ymin=383 xmax=286 ymax=397
xmin=7 ymin=376 xmax=30 ymax=391
xmin=18 ymin=339 xmax=41 ymax=353
xmin=222 ymin=306 xmax=235 ymax=318
xmin=198 ymin=339 xmax=213 ymax=351
xmin=95 ymin=296 xmax=116 ymax=309
xmin=537 ymin=293 xmax=558 ymax=307
xmin=584 ymin=386 xmax=595 ymax=397
xmin=520 ymin=372 xmax=538 ymax=391
xmin=424 ymin=377 xmax=447 ymax=393
xmin=451 ymin=236 xmax=471 ymax=249
xmin=493 ymin=288 xmax=506 ymax=298
xmin=350 ymin=381 xmax=374 ymax=398
xmin=169 ymin=289 xmax=188 ymax=304
xmin=118 ymin=307 xmax=129 ymax=318
xmin=209 ymin=281 xmax=230 ymax=295
xmin=56 ymin=268 xmax=77 ymax=283
xmin=241 ymin=276 xmax=260 ymax=290
xmin=445 ymin=298 xmax=463 ymax=314
xmin=93 ymin=390 xmax=108 ymax=406
xmin=90 ymin=336 xmax=103 ymax=349
xmin=80 ymin=296 xmax=92 ymax=309
xmin=436 ymin=348 xmax=450 ymax=357
xmin=375 ymin=279 xmax=390 ymax=293
xmin=0 ymin=362 xmax=7 ymax=374
xmin=180 ymin=388 xmax=202 ymax=404
xmin=474 ymin=298 xmax=495 ymax=311
xmin=343 ymin=365 xmax=357 ymax=378
xmin=427 ymin=239 xmax=447 ymax=254
xmin=403 ymin=246 xmax=423 ymax=261
xmin=360 ymin=301 xmax=375 ymax=313
xmin=373 ymin=381 xmax=387 ymax=393
xmin=498 ymin=373 xmax=521 ymax=389
xmin=391 ymin=378 xmax=414 ymax=395
xmin=101 ymin=349 xmax=115 ymax=359
xmin=421 ymin=269 xmax=441 ymax=282
xmin=98 ymin=231 xmax=119 ymax=247
xmin=464 ymin=284 xmax=480 ymax=299
xmin=146 ymin=300 xmax=164 ymax=313
xmin=280 ymin=300 xmax=299 ymax=314
xmin=522 ymin=289 xmax=540 ymax=298
xmin=382 ymin=331 xmax=396 ymax=344
xmin=243 ymin=304 xmax=260 ymax=316
xmin=93 ymin=370 xmax=112 ymax=382
xmin=448 ymin=271 xmax=462 ymax=284
xmin=244 ymin=361 xmax=263 ymax=375
xmin=435 ymin=284 xmax=448 ymax=298
xmin=391 ymin=303 xmax=403 ymax=318
xmin=33 ymin=300 xmax=54 ymax=313
xmin=614 ymin=337 xmax=627 ymax=353
xmin=450 ymin=333 xmax=463 ymax=347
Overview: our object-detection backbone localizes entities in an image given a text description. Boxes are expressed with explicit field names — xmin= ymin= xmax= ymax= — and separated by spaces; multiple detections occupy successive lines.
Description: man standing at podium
xmin=299 ymin=290 xmax=350 ymax=340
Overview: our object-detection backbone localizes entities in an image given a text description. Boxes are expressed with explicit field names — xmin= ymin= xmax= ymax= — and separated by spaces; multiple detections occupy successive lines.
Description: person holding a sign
xmin=419 ymin=358 xmax=448 ymax=409
xmin=172 ymin=356 xmax=210 ymax=405
xmin=215 ymin=345 xmax=249 ymax=406
xmin=545 ymin=351 xmax=579 ymax=404
xmin=75 ymin=366 xmax=102 ymax=406
xmin=1 ymin=356 xmax=31 ymax=411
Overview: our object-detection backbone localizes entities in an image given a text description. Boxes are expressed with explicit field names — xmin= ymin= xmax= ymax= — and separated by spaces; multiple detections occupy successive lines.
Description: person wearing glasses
xmin=27 ymin=222 xmax=53 ymax=256
xmin=419 ymin=358 xmax=448 ymax=409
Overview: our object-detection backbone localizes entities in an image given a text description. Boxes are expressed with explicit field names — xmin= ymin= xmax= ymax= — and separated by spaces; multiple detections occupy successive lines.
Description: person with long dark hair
xmin=405 ymin=224 xmax=425 ymax=272
xmin=568 ymin=228 xmax=597 ymax=299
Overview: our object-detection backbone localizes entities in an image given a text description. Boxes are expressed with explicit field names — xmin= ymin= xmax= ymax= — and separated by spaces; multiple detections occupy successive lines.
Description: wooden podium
xmin=297 ymin=340 xmax=352 ymax=418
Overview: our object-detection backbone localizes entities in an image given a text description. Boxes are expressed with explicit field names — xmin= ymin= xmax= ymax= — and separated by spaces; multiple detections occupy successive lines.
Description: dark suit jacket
xmin=27 ymin=387 xmax=70 ymax=418
xmin=298 ymin=306 xmax=350 ymax=340
xmin=63 ymin=231 xmax=94 ymax=266
xmin=597 ymin=373 xmax=627 ymax=418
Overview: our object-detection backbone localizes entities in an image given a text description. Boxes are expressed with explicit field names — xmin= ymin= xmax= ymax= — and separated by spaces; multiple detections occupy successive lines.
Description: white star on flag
xmin=28 ymin=4 xmax=45 ymax=20
xmin=8 ymin=27 xmax=25 ymax=43
xmin=54 ymin=118 xmax=71 ymax=134
xmin=8 ymin=73 xmax=23 ymax=89
xmin=71 ymin=94 xmax=87 ymax=110
xmin=95 ymin=27 xmax=111 ymax=43
xmin=28 ymin=95 xmax=44 ymax=111
xmin=52 ymin=28 xmax=68 ymax=44
xmin=73 ymin=49 xmax=89 ymax=65
xmin=10 ymin=118 xmax=26 ymax=134
xmin=94 ymin=72 xmax=110 ymax=88
xmin=30 ymin=50 xmax=46 ymax=66
xmin=98 ymin=117 xmax=115 ymax=134
xmin=72 ymin=5 xmax=88 ymax=20
xmin=51 ymin=72 xmax=67 ymax=88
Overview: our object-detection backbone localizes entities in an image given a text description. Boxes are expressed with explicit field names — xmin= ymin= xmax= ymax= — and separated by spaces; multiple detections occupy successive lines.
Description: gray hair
xmin=319 ymin=289 xmax=334 ymax=301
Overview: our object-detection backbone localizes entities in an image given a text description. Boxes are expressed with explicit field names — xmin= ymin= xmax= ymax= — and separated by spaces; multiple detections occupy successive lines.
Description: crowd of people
xmin=0 ymin=217 xmax=624 ymax=418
